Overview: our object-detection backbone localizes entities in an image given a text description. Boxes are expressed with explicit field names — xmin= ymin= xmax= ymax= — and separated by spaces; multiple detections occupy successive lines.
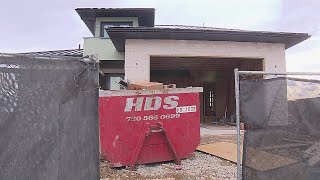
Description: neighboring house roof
xmin=76 ymin=8 xmax=155 ymax=35
xmin=20 ymin=49 xmax=83 ymax=57
xmin=106 ymin=25 xmax=311 ymax=51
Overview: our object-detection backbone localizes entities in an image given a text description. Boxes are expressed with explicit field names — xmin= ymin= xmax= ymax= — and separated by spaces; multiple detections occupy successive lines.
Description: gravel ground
xmin=200 ymin=135 xmax=237 ymax=145
xmin=200 ymin=126 xmax=237 ymax=136
xmin=100 ymin=151 xmax=236 ymax=180
xmin=100 ymin=134 xmax=238 ymax=180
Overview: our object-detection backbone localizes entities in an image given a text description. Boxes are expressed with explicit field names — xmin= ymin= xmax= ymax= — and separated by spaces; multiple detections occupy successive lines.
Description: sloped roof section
xmin=20 ymin=49 xmax=83 ymax=57
xmin=106 ymin=25 xmax=311 ymax=51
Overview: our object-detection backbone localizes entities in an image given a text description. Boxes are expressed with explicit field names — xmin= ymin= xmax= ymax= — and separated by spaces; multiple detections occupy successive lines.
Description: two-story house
xmin=75 ymin=8 xmax=310 ymax=122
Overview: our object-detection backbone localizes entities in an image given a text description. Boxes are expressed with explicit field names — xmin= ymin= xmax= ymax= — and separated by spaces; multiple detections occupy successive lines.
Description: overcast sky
xmin=0 ymin=0 xmax=319 ymax=72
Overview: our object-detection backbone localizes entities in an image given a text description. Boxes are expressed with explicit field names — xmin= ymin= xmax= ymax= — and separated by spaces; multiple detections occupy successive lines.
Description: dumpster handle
xmin=129 ymin=122 xmax=181 ymax=170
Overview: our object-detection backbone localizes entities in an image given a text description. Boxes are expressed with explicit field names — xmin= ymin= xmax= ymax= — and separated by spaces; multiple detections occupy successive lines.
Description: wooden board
xmin=127 ymin=82 xmax=163 ymax=90
xmin=197 ymin=142 xmax=242 ymax=163
xmin=245 ymin=147 xmax=298 ymax=171
xmin=197 ymin=142 xmax=298 ymax=171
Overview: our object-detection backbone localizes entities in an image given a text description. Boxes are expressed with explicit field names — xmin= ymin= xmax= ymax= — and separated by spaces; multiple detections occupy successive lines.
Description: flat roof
xmin=76 ymin=8 xmax=155 ymax=35
xmin=106 ymin=25 xmax=311 ymax=51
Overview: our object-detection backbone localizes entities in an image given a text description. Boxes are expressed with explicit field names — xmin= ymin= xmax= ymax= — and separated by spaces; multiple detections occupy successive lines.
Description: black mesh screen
xmin=0 ymin=54 xmax=99 ymax=180
xmin=240 ymin=76 xmax=320 ymax=180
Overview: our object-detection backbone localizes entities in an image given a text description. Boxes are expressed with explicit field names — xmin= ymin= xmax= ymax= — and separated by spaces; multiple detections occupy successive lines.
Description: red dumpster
xmin=99 ymin=87 xmax=203 ymax=169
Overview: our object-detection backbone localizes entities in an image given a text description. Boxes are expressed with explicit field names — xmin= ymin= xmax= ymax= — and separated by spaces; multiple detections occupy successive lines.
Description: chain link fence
xmin=0 ymin=53 xmax=100 ymax=180
xmin=235 ymin=70 xmax=320 ymax=180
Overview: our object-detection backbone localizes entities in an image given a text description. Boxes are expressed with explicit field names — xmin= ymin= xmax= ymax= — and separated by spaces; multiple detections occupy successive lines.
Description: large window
xmin=99 ymin=73 xmax=124 ymax=90
xmin=203 ymin=82 xmax=216 ymax=116
xmin=100 ymin=21 xmax=133 ymax=38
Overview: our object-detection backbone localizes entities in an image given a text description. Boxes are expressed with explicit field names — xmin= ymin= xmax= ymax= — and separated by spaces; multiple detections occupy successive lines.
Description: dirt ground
xmin=100 ymin=124 xmax=238 ymax=180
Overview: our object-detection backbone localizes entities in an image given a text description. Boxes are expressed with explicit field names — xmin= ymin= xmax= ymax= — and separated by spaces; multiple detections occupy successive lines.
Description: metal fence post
xmin=234 ymin=68 xmax=241 ymax=180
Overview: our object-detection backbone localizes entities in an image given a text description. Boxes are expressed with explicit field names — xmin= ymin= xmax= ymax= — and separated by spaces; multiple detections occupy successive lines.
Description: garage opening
xmin=150 ymin=56 xmax=263 ymax=123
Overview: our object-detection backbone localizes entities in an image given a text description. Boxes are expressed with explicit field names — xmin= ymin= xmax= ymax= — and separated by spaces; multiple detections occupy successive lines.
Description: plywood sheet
xmin=197 ymin=142 xmax=298 ymax=171
xmin=196 ymin=142 xmax=242 ymax=163
xmin=245 ymin=148 xmax=298 ymax=171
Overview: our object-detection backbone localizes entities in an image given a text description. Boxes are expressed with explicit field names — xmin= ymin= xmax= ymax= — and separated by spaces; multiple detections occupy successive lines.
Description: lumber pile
xmin=127 ymin=82 xmax=176 ymax=90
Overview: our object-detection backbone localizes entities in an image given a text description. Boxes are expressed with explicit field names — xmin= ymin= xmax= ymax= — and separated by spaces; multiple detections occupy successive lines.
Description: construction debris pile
xmin=120 ymin=80 xmax=177 ymax=90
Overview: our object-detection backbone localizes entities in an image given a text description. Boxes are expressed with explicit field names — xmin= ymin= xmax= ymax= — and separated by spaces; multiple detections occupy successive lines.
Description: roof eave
xmin=107 ymin=28 xmax=311 ymax=52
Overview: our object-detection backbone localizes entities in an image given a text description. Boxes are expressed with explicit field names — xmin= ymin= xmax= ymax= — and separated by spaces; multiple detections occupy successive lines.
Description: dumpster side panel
xmin=99 ymin=92 xmax=200 ymax=166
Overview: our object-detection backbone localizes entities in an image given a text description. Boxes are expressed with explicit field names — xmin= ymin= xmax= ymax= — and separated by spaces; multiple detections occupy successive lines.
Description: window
xmin=109 ymin=76 xmax=122 ymax=90
xmin=99 ymin=73 xmax=124 ymax=90
xmin=100 ymin=21 xmax=133 ymax=38
xmin=203 ymin=82 xmax=216 ymax=116
xmin=101 ymin=22 xmax=117 ymax=38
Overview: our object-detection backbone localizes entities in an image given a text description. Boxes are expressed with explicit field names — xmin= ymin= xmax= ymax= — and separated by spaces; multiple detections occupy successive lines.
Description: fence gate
xmin=234 ymin=69 xmax=320 ymax=180
xmin=0 ymin=54 xmax=100 ymax=180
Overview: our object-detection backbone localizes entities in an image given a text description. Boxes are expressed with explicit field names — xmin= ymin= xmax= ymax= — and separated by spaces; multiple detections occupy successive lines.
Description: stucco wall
xmin=83 ymin=17 xmax=138 ymax=60
xmin=125 ymin=39 xmax=288 ymax=124
xmin=125 ymin=39 xmax=286 ymax=82
xmin=83 ymin=37 xmax=124 ymax=60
